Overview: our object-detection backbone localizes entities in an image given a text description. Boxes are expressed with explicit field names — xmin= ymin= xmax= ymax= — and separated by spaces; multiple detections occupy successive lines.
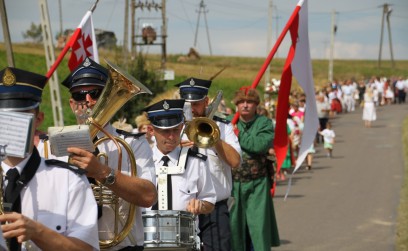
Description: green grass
xmin=1 ymin=43 xmax=408 ymax=130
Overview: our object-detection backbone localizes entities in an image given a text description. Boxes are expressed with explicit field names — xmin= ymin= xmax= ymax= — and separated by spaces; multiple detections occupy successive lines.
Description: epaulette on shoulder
xmin=213 ymin=115 xmax=230 ymax=124
xmin=188 ymin=148 xmax=207 ymax=161
xmin=116 ymin=129 xmax=146 ymax=139
xmin=39 ymin=134 xmax=49 ymax=141
xmin=44 ymin=159 xmax=87 ymax=175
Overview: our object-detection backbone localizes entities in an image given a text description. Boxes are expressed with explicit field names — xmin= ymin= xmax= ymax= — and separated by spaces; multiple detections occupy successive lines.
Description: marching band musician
xmin=0 ymin=67 xmax=99 ymax=250
xmin=38 ymin=57 xmax=157 ymax=251
xmin=144 ymin=99 xmax=216 ymax=214
xmin=177 ymin=77 xmax=241 ymax=251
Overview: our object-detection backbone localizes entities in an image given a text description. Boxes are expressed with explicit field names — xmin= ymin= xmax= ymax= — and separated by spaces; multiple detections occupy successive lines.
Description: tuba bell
xmin=184 ymin=90 xmax=223 ymax=148
xmin=86 ymin=60 xmax=152 ymax=249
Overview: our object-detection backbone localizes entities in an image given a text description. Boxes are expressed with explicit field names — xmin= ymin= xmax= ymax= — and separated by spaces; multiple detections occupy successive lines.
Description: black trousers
xmin=118 ymin=246 xmax=144 ymax=251
xmin=199 ymin=199 xmax=231 ymax=251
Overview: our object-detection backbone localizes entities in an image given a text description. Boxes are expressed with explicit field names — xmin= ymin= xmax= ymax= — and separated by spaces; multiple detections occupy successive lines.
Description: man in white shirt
xmin=177 ymin=77 xmax=241 ymax=251
xmin=39 ymin=57 xmax=157 ymax=251
xmin=0 ymin=67 xmax=99 ymax=251
xmin=145 ymin=99 xmax=216 ymax=213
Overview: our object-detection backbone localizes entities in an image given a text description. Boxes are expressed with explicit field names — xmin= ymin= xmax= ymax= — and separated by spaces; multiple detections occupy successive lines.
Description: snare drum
xmin=143 ymin=210 xmax=197 ymax=250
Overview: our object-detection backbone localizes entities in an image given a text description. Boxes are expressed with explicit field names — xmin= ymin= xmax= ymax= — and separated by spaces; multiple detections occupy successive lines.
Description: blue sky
xmin=2 ymin=0 xmax=408 ymax=60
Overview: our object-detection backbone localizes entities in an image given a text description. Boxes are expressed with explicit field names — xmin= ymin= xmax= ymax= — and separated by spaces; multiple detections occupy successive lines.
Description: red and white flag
xmin=273 ymin=0 xmax=318 ymax=191
xmin=46 ymin=10 xmax=99 ymax=78
xmin=68 ymin=10 xmax=99 ymax=70
xmin=228 ymin=0 xmax=317 ymax=198
xmin=291 ymin=0 xmax=318 ymax=176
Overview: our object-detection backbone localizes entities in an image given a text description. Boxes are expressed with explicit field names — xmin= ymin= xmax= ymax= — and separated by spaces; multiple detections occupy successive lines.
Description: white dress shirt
xmin=38 ymin=123 xmax=156 ymax=250
xmin=151 ymin=145 xmax=216 ymax=210
xmin=2 ymin=154 xmax=99 ymax=251
xmin=197 ymin=121 xmax=241 ymax=202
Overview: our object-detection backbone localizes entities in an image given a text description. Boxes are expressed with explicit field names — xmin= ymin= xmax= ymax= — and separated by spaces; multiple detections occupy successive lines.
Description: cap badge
xmin=83 ymin=58 xmax=91 ymax=67
xmin=2 ymin=68 xmax=16 ymax=86
xmin=189 ymin=78 xmax=195 ymax=86
xmin=163 ymin=101 xmax=170 ymax=110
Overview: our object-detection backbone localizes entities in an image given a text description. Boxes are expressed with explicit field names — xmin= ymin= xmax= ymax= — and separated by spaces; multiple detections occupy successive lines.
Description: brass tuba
xmin=184 ymin=90 xmax=223 ymax=148
xmin=86 ymin=60 xmax=152 ymax=249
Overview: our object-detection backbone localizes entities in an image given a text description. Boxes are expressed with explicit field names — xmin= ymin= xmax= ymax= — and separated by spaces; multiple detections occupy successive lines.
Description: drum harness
xmin=155 ymin=146 xmax=206 ymax=210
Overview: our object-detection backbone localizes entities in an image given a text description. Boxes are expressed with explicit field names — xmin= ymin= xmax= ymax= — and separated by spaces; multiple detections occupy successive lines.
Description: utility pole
xmin=123 ymin=0 xmax=129 ymax=67
xmin=0 ymin=0 xmax=14 ymax=67
xmin=161 ymin=0 xmax=167 ymax=69
xmin=58 ymin=0 xmax=63 ymax=35
xmin=132 ymin=0 xmax=167 ymax=70
xmin=378 ymin=3 xmax=394 ymax=68
xmin=386 ymin=5 xmax=395 ymax=68
xmin=328 ymin=9 xmax=336 ymax=83
xmin=131 ymin=0 xmax=136 ymax=59
xmin=272 ymin=14 xmax=281 ymax=58
xmin=194 ymin=0 xmax=212 ymax=55
xmin=265 ymin=0 xmax=273 ymax=88
xmin=38 ymin=0 xmax=64 ymax=126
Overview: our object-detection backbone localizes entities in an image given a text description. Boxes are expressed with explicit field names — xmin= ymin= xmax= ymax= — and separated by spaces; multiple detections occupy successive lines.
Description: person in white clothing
xmin=177 ymin=77 xmax=241 ymax=251
xmin=0 ymin=67 xmax=99 ymax=251
xmin=39 ymin=57 xmax=158 ymax=251
xmin=362 ymin=87 xmax=377 ymax=128
xmin=145 ymin=99 xmax=216 ymax=214
xmin=318 ymin=121 xmax=335 ymax=158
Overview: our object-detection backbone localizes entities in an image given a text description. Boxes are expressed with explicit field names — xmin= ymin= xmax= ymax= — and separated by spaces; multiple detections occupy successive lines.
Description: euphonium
xmin=184 ymin=90 xmax=222 ymax=148
xmin=87 ymin=60 xmax=152 ymax=249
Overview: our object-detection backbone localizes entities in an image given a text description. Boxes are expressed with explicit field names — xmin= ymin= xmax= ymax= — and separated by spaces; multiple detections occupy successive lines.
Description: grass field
xmin=2 ymin=43 xmax=408 ymax=131
xmin=1 ymin=42 xmax=408 ymax=248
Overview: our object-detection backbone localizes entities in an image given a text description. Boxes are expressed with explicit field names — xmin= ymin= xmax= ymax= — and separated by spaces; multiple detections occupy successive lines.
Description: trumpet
xmin=184 ymin=90 xmax=223 ymax=148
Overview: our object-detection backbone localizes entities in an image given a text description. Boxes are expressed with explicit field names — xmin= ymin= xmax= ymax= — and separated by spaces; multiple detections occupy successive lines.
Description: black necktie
xmin=152 ymin=156 xmax=172 ymax=210
xmin=162 ymin=156 xmax=172 ymax=210
xmin=4 ymin=168 xmax=21 ymax=251
xmin=4 ymin=168 xmax=21 ymax=212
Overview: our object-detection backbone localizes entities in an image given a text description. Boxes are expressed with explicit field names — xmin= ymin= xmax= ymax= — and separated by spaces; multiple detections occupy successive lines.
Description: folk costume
xmin=229 ymin=87 xmax=280 ymax=251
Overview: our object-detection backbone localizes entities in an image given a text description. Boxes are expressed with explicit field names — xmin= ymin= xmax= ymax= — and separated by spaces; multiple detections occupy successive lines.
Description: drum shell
xmin=143 ymin=210 xmax=197 ymax=250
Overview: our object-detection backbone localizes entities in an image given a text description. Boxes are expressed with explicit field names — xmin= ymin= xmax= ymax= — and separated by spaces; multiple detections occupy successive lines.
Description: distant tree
xmin=113 ymin=52 xmax=165 ymax=126
xmin=22 ymin=22 xmax=43 ymax=43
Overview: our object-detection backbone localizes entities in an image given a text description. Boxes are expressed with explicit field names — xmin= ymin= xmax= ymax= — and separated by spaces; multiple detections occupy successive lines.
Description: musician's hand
xmin=0 ymin=212 xmax=38 ymax=243
xmin=180 ymin=140 xmax=194 ymax=148
xmin=186 ymin=198 xmax=203 ymax=215
xmin=186 ymin=199 xmax=214 ymax=215
xmin=67 ymin=147 xmax=110 ymax=180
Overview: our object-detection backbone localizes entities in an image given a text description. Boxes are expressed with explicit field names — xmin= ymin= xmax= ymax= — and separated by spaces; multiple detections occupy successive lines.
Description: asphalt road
xmin=272 ymin=102 xmax=408 ymax=251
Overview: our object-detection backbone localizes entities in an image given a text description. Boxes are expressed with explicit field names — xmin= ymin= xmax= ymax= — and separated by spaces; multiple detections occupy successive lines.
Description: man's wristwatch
xmin=102 ymin=168 xmax=116 ymax=186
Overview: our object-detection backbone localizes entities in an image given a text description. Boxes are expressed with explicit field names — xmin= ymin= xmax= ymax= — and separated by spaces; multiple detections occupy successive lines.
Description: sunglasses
xmin=71 ymin=89 xmax=103 ymax=102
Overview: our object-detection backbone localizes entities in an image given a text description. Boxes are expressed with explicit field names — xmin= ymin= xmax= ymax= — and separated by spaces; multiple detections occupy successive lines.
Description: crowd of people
xmin=0 ymin=56 xmax=406 ymax=251
xmin=252 ymin=75 xmax=408 ymax=178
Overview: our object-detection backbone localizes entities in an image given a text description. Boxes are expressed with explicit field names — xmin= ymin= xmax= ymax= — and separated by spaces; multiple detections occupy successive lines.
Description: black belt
xmin=118 ymin=246 xmax=144 ymax=251
xmin=215 ymin=199 xmax=228 ymax=206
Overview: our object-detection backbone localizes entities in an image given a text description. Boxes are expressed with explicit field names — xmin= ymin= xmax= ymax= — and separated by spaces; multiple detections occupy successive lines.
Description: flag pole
xmin=231 ymin=0 xmax=303 ymax=125
xmin=45 ymin=0 xmax=99 ymax=79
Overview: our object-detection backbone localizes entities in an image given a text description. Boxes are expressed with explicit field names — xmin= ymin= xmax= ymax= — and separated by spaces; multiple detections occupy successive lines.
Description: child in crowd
xmin=319 ymin=122 xmax=335 ymax=158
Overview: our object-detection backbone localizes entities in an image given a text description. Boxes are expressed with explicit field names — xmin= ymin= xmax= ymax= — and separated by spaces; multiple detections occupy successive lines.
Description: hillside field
xmin=1 ymin=43 xmax=407 ymax=130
